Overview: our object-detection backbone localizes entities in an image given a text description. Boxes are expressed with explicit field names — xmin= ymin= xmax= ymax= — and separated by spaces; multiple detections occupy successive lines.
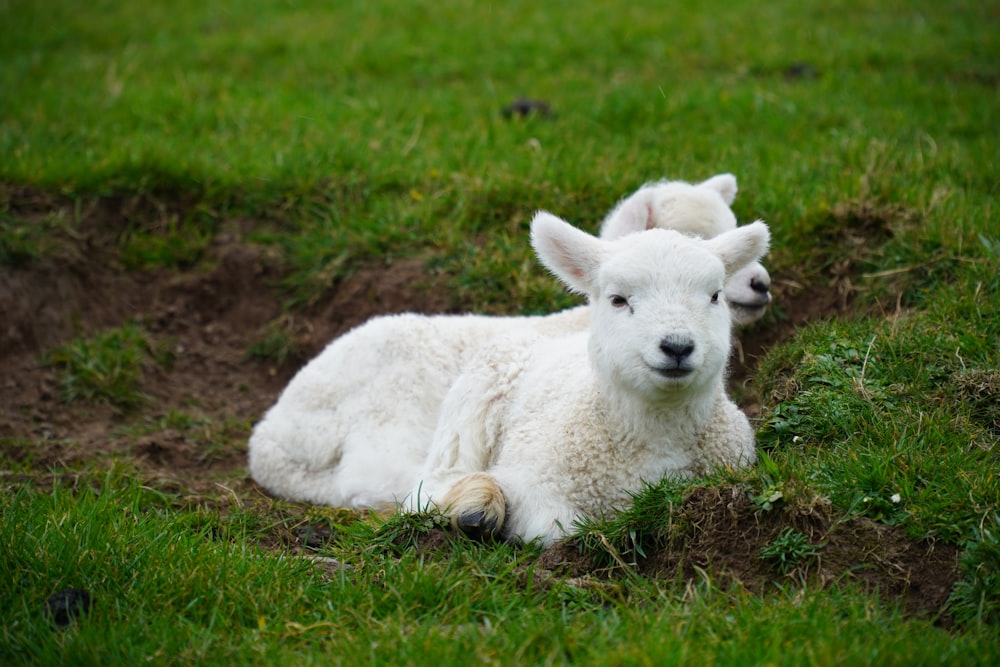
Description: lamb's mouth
xmin=729 ymin=300 xmax=769 ymax=318
xmin=729 ymin=293 xmax=771 ymax=311
xmin=652 ymin=366 xmax=693 ymax=379
xmin=731 ymin=294 xmax=770 ymax=308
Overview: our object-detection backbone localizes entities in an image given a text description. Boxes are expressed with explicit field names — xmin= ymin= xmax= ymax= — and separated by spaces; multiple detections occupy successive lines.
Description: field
xmin=1 ymin=0 xmax=998 ymax=664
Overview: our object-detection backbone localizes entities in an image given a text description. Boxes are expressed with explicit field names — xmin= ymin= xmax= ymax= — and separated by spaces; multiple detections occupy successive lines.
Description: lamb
xmin=405 ymin=214 xmax=770 ymax=544
xmin=247 ymin=174 xmax=770 ymax=517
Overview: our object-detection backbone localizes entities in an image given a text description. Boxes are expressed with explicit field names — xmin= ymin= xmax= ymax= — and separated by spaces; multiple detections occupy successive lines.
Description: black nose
xmin=660 ymin=337 xmax=695 ymax=362
xmin=750 ymin=276 xmax=770 ymax=294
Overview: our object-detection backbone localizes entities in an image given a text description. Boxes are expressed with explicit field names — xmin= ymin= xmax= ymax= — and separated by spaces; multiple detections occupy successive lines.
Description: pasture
xmin=1 ymin=0 xmax=998 ymax=664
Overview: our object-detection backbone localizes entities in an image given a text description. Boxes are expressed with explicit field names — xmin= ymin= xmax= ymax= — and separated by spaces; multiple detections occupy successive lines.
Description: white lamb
xmin=247 ymin=175 xmax=770 ymax=521
xmin=404 ymin=215 xmax=770 ymax=544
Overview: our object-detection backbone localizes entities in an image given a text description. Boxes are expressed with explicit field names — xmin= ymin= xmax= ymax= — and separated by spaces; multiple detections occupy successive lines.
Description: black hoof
xmin=456 ymin=510 xmax=498 ymax=542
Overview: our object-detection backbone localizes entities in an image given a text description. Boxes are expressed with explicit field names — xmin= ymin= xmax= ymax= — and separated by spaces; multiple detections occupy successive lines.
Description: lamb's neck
xmin=601 ymin=380 xmax=722 ymax=442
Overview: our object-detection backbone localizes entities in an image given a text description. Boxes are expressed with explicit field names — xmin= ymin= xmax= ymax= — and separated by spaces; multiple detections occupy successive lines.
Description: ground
xmin=0 ymin=189 xmax=956 ymax=624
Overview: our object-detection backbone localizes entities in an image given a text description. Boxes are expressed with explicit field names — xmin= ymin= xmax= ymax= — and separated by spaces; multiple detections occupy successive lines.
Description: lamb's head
xmin=599 ymin=173 xmax=740 ymax=240
xmin=532 ymin=212 xmax=770 ymax=401
xmin=599 ymin=174 xmax=772 ymax=326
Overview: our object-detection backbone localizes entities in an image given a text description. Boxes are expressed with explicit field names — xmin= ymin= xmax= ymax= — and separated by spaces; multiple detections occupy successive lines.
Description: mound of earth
xmin=531 ymin=485 xmax=958 ymax=622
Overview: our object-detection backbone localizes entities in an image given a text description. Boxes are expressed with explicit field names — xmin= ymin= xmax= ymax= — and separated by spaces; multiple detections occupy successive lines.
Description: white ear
xmin=707 ymin=220 xmax=770 ymax=277
xmin=698 ymin=173 xmax=738 ymax=206
xmin=531 ymin=211 xmax=606 ymax=294
xmin=598 ymin=187 xmax=654 ymax=240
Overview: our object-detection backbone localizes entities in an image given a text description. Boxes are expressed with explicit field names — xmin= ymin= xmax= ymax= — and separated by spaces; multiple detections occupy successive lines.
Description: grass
xmin=44 ymin=323 xmax=168 ymax=410
xmin=951 ymin=513 xmax=1000 ymax=626
xmin=3 ymin=478 xmax=998 ymax=666
xmin=4 ymin=0 xmax=996 ymax=306
xmin=1 ymin=0 xmax=998 ymax=663
xmin=759 ymin=527 xmax=825 ymax=575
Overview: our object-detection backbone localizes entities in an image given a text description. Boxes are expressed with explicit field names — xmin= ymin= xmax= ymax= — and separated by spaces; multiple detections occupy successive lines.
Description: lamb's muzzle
xmin=657 ymin=336 xmax=696 ymax=377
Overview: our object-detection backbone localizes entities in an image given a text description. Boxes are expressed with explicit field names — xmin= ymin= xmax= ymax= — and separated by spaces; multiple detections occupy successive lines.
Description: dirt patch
xmin=1 ymin=187 xmax=953 ymax=619
xmin=529 ymin=486 xmax=959 ymax=622
xmin=642 ymin=486 xmax=958 ymax=621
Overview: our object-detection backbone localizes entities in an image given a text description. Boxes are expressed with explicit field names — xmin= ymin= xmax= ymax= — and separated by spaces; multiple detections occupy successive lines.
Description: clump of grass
xmin=361 ymin=509 xmax=452 ymax=557
xmin=0 ymin=209 xmax=78 ymax=268
xmin=950 ymin=514 xmax=1000 ymax=626
xmin=749 ymin=480 xmax=787 ymax=513
xmin=246 ymin=317 xmax=299 ymax=366
xmin=119 ymin=216 xmax=215 ymax=270
xmin=44 ymin=323 xmax=165 ymax=410
xmin=572 ymin=477 xmax=693 ymax=570
xmin=759 ymin=527 xmax=824 ymax=575
xmin=756 ymin=333 xmax=888 ymax=450
xmin=0 ymin=217 xmax=47 ymax=267
xmin=951 ymin=370 xmax=1000 ymax=440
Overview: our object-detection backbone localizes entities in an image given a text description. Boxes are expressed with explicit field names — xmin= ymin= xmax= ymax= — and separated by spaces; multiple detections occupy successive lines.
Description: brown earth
xmin=0 ymin=189 xmax=955 ymax=623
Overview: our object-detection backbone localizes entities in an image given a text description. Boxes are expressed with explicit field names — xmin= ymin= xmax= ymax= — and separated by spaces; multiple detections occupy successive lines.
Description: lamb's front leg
xmin=409 ymin=333 xmax=536 ymax=541
xmin=443 ymin=470 xmax=586 ymax=545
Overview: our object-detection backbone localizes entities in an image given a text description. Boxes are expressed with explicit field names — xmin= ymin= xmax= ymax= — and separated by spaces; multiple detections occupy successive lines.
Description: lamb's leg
xmin=410 ymin=333 xmax=536 ymax=537
xmin=440 ymin=472 xmax=507 ymax=541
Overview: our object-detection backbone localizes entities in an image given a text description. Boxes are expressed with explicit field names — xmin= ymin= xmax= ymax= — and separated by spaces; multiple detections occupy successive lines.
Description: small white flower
xmin=792 ymin=435 xmax=801 ymax=443
xmin=890 ymin=493 xmax=901 ymax=504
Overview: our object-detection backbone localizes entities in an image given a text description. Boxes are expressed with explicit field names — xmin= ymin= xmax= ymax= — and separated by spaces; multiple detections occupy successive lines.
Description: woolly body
xmin=248 ymin=307 xmax=586 ymax=508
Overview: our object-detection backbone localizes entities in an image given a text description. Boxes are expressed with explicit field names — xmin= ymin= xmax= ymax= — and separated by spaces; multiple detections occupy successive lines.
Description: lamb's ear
xmin=531 ymin=211 xmax=606 ymax=294
xmin=697 ymin=173 xmax=738 ymax=206
xmin=598 ymin=187 xmax=654 ymax=240
xmin=707 ymin=220 xmax=770 ymax=277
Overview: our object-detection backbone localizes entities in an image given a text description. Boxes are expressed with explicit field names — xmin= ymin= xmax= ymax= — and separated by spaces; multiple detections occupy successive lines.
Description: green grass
xmin=44 ymin=323 xmax=169 ymax=410
xmin=3 ymin=479 xmax=998 ymax=666
xmin=759 ymin=527 xmax=825 ymax=575
xmin=4 ymin=0 xmax=996 ymax=305
xmin=1 ymin=0 xmax=999 ymax=663
xmin=951 ymin=513 xmax=1000 ymax=626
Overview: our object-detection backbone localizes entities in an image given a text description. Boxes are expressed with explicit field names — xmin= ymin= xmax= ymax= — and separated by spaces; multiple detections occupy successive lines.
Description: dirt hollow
xmin=0 ymin=191 xmax=957 ymax=623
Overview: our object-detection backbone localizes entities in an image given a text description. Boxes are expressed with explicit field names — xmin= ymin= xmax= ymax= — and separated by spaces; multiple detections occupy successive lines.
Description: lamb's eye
xmin=610 ymin=295 xmax=629 ymax=309
xmin=710 ymin=291 xmax=720 ymax=304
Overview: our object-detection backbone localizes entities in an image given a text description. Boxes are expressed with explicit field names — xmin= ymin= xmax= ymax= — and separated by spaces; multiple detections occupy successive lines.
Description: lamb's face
xmin=531 ymin=212 xmax=769 ymax=400
xmin=587 ymin=231 xmax=733 ymax=400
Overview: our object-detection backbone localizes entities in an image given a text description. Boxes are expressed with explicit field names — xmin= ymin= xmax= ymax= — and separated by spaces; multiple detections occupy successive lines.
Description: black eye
xmin=611 ymin=295 xmax=629 ymax=309
xmin=711 ymin=291 xmax=720 ymax=304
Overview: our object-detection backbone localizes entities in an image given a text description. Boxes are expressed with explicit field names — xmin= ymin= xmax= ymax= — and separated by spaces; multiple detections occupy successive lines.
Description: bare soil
xmin=0 ymin=189 xmax=956 ymax=623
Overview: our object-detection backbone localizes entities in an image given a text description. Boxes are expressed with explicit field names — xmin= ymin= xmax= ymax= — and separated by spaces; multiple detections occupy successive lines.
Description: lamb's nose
xmin=660 ymin=337 xmax=695 ymax=362
xmin=750 ymin=276 xmax=770 ymax=294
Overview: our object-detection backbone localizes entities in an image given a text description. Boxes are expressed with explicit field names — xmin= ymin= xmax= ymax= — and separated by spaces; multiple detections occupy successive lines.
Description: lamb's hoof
xmin=441 ymin=472 xmax=507 ymax=543
xmin=456 ymin=510 xmax=499 ymax=542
